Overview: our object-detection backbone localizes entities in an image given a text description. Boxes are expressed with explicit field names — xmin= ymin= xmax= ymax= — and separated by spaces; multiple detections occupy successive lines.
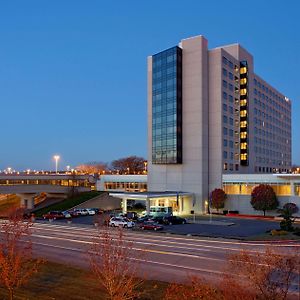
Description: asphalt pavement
xmin=37 ymin=214 xmax=281 ymax=239
xmin=30 ymin=222 xmax=300 ymax=288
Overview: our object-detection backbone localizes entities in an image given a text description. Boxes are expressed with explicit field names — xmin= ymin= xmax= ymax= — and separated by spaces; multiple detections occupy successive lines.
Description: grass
xmin=34 ymin=191 xmax=103 ymax=217
xmin=0 ymin=261 xmax=168 ymax=300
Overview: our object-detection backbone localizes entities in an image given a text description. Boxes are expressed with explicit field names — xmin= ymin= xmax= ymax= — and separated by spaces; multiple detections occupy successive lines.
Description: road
xmin=30 ymin=222 xmax=300 ymax=286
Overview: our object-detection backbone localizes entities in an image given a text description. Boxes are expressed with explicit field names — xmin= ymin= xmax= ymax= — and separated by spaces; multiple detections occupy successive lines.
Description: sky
xmin=0 ymin=0 xmax=299 ymax=171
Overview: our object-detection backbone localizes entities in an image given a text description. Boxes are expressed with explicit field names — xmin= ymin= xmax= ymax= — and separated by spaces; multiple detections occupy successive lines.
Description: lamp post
xmin=53 ymin=155 xmax=60 ymax=174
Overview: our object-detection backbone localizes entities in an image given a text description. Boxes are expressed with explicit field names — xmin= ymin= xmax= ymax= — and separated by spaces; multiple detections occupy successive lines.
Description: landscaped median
xmin=33 ymin=191 xmax=103 ymax=218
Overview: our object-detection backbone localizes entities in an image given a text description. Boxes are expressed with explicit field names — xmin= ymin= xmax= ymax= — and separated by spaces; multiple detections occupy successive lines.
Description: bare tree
xmin=76 ymin=161 xmax=108 ymax=174
xmin=0 ymin=209 xmax=43 ymax=300
xmin=227 ymin=246 xmax=300 ymax=300
xmin=88 ymin=227 xmax=143 ymax=300
xmin=111 ymin=156 xmax=146 ymax=174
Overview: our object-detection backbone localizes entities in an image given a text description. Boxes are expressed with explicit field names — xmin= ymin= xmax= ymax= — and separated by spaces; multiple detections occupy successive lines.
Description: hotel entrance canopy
xmin=109 ymin=191 xmax=194 ymax=214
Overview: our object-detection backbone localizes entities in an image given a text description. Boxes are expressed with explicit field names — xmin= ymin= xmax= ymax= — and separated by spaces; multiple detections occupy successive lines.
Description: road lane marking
xmin=30 ymin=226 xmax=298 ymax=255
xmin=32 ymin=241 xmax=224 ymax=276
xmin=33 ymin=222 xmax=300 ymax=248
xmin=31 ymin=233 xmax=225 ymax=262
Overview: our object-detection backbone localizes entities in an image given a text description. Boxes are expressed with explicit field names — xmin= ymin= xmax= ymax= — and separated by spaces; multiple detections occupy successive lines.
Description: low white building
xmin=96 ymin=174 xmax=300 ymax=216
xmin=222 ymin=174 xmax=300 ymax=216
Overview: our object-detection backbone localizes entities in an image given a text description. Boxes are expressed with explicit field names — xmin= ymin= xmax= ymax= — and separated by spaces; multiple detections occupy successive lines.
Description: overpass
xmin=0 ymin=173 xmax=96 ymax=209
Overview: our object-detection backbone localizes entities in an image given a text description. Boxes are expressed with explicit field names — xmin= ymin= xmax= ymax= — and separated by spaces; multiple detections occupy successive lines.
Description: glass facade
xmin=152 ymin=46 xmax=182 ymax=164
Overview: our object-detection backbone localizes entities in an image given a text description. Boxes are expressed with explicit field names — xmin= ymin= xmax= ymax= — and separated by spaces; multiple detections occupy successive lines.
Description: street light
xmin=53 ymin=155 xmax=60 ymax=174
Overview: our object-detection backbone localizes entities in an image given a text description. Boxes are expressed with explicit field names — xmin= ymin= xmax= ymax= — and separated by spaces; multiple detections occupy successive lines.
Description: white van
xmin=142 ymin=206 xmax=173 ymax=217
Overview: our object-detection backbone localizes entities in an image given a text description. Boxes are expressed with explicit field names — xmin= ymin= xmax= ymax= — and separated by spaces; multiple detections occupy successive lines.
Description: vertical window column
xmin=240 ymin=61 xmax=249 ymax=166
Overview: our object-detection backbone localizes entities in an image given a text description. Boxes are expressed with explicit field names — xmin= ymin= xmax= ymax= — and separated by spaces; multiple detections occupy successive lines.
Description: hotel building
xmin=147 ymin=35 xmax=292 ymax=214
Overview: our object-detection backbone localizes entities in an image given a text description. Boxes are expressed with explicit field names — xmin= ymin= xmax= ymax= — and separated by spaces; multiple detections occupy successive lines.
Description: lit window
xmin=241 ymin=142 xmax=247 ymax=150
xmin=240 ymin=89 xmax=247 ymax=96
xmin=240 ymin=121 xmax=247 ymax=128
xmin=240 ymin=132 xmax=247 ymax=139
xmin=240 ymin=78 xmax=247 ymax=85
xmin=240 ymin=99 xmax=247 ymax=106
xmin=241 ymin=153 xmax=247 ymax=160
xmin=240 ymin=110 xmax=247 ymax=117
xmin=240 ymin=67 xmax=247 ymax=74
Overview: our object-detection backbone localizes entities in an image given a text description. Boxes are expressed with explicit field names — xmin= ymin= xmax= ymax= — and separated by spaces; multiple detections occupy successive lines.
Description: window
xmin=224 ymin=139 xmax=228 ymax=147
xmin=222 ymin=56 xmax=228 ymax=65
xmin=223 ymin=103 xmax=227 ymax=111
xmin=223 ymin=151 xmax=228 ymax=159
xmin=222 ymin=68 xmax=227 ymax=76
xmin=223 ymin=80 xmax=228 ymax=88
xmin=224 ymin=127 xmax=228 ymax=135
xmin=152 ymin=46 xmax=182 ymax=164
xmin=223 ymin=115 xmax=228 ymax=123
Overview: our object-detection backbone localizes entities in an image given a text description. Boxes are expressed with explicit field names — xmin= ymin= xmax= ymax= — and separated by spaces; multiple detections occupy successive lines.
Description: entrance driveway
xmin=37 ymin=214 xmax=282 ymax=239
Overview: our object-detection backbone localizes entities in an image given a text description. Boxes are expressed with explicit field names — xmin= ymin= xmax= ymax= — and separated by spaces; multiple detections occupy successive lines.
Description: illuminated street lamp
xmin=53 ymin=155 xmax=60 ymax=174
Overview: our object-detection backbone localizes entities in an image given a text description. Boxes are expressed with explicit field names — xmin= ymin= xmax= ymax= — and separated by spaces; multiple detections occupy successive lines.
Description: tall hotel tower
xmin=147 ymin=35 xmax=292 ymax=213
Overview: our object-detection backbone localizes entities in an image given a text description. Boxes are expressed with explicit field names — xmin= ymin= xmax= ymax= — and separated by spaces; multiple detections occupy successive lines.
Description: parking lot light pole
xmin=53 ymin=155 xmax=60 ymax=174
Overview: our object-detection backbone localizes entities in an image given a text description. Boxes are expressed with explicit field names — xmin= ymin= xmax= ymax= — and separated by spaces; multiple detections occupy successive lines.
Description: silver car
xmin=109 ymin=217 xmax=135 ymax=228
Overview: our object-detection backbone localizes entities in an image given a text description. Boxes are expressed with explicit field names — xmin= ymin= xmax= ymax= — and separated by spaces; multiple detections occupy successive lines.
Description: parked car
xmin=139 ymin=221 xmax=163 ymax=231
xmin=89 ymin=208 xmax=103 ymax=214
xmin=86 ymin=208 xmax=96 ymax=216
xmin=68 ymin=210 xmax=80 ymax=218
xmin=125 ymin=211 xmax=139 ymax=220
xmin=151 ymin=216 xmax=166 ymax=224
xmin=74 ymin=209 xmax=89 ymax=216
xmin=109 ymin=217 xmax=135 ymax=228
xmin=136 ymin=215 xmax=152 ymax=223
xmin=163 ymin=216 xmax=187 ymax=225
xmin=62 ymin=211 xmax=72 ymax=219
xmin=43 ymin=211 xmax=65 ymax=220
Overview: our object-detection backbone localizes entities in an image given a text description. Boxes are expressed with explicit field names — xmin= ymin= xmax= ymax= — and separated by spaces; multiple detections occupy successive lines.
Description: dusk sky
xmin=0 ymin=1 xmax=299 ymax=171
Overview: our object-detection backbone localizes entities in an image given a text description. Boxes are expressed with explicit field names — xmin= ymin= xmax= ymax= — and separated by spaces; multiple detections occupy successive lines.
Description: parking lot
xmin=37 ymin=213 xmax=282 ymax=239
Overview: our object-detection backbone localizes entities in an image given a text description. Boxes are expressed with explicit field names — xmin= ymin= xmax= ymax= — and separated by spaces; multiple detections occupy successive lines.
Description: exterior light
xmin=53 ymin=155 xmax=60 ymax=174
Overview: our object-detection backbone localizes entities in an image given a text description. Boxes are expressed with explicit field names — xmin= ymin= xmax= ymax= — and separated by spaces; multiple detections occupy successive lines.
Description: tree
xmin=76 ymin=161 xmax=107 ymax=174
xmin=0 ymin=209 xmax=42 ymax=300
xmin=278 ymin=203 xmax=298 ymax=231
xmin=88 ymin=227 xmax=143 ymax=300
xmin=251 ymin=184 xmax=278 ymax=216
xmin=283 ymin=202 xmax=299 ymax=215
xmin=210 ymin=188 xmax=226 ymax=212
xmin=111 ymin=156 xmax=146 ymax=174
xmin=227 ymin=246 xmax=300 ymax=300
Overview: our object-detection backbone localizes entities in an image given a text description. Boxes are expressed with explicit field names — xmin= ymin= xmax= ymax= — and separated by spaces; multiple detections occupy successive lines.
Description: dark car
xmin=136 ymin=215 xmax=152 ymax=223
xmin=139 ymin=221 xmax=163 ymax=231
xmin=43 ymin=211 xmax=65 ymax=220
xmin=151 ymin=216 xmax=166 ymax=224
xmin=163 ymin=216 xmax=187 ymax=225
xmin=125 ymin=212 xmax=139 ymax=220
